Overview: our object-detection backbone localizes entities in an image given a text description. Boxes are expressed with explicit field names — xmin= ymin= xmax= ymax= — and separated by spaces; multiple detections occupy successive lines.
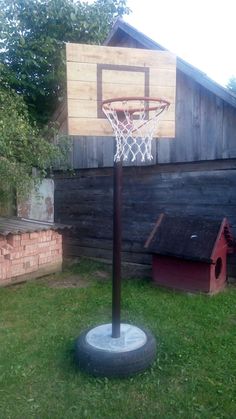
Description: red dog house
xmin=145 ymin=214 xmax=234 ymax=294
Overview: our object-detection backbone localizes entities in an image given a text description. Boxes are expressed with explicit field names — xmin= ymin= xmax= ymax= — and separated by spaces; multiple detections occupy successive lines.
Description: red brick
xmin=38 ymin=242 xmax=51 ymax=249
xmin=39 ymin=230 xmax=51 ymax=238
xmin=23 ymin=244 xmax=40 ymax=255
xmin=0 ymin=228 xmax=63 ymax=284
xmin=7 ymin=234 xmax=21 ymax=246
xmin=0 ymin=236 xmax=7 ymax=244
xmin=0 ymin=272 xmax=7 ymax=281
xmin=21 ymin=238 xmax=38 ymax=246
xmin=0 ymin=266 xmax=7 ymax=280
xmin=11 ymin=256 xmax=27 ymax=265
xmin=39 ymin=255 xmax=54 ymax=265
xmin=22 ymin=255 xmax=38 ymax=267
xmin=10 ymin=260 xmax=24 ymax=269
xmin=0 ymin=260 xmax=11 ymax=280
xmin=20 ymin=233 xmax=30 ymax=241
xmin=51 ymin=231 xmax=59 ymax=239
xmin=50 ymin=249 xmax=62 ymax=257
xmin=1 ymin=244 xmax=13 ymax=256
xmin=38 ymin=236 xmax=48 ymax=243
xmin=39 ymin=252 xmax=50 ymax=261
xmin=9 ymin=251 xmax=26 ymax=260
xmin=29 ymin=232 xmax=39 ymax=240
xmin=10 ymin=265 xmax=27 ymax=277
xmin=48 ymin=240 xmax=58 ymax=248
xmin=11 ymin=244 xmax=23 ymax=251
xmin=53 ymin=245 xmax=62 ymax=252
xmin=53 ymin=255 xmax=63 ymax=263
xmin=40 ymin=230 xmax=52 ymax=241
xmin=23 ymin=263 xmax=38 ymax=273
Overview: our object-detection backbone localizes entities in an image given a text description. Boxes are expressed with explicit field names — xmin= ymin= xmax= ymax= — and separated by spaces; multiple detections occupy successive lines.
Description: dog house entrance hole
xmin=215 ymin=257 xmax=222 ymax=279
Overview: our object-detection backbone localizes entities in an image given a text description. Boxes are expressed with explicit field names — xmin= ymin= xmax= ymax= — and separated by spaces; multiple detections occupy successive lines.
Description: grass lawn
xmin=0 ymin=259 xmax=236 ymax=419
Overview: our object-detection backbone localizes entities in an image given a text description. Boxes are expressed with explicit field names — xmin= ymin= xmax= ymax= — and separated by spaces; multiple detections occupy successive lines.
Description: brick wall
xmin=0 ymin=230 xmax=62 ymax=286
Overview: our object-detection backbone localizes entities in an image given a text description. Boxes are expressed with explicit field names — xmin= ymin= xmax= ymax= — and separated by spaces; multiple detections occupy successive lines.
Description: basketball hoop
xmin=102 ymin=96 xmax=171 ymax=340
xmin=75 ymin=96 xmax=170 ymax=378
xmin=102 ymin=97 xmax=170 ymax=162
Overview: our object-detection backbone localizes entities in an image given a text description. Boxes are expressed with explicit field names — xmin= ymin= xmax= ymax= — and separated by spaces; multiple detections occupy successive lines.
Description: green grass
xmin=1 ymin=259 xmax=236 ymax=419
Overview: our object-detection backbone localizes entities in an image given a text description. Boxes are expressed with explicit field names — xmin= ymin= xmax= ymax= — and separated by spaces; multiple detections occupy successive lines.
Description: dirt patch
xmin=37 ymin=266 xmax=111 ymax=288
xmin=93 ymin=270 xmax=111 ymax=281
xmin=44 ymin=275 xmax=92 ymax=289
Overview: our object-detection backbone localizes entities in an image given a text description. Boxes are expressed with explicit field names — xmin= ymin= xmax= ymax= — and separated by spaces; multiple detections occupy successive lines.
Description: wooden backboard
xmin=66 ymin=43 xmax=176 ymax=137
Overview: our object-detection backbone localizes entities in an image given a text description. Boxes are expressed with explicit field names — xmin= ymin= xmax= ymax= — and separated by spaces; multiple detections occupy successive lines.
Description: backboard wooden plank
xmin=150 ymin=68 xmax=176 ymax=87
xmin=68 ymin=99 xmax=175 ymax=121
xmin=67 ymin=62 xmax=97 ymax=82
xmin=68 ymin=117 xmax=175 ymax=138
xmin=68 ymin=61 xmax=176 ymax=87
xmin=66 ymin=43 xmax=176 ymax=68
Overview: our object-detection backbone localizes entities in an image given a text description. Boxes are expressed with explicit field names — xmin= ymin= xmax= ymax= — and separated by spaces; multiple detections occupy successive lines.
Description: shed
xmin=53 ymin=18 xmax=236 ymax=280
xmin=0 ymin=217 xmax=67 ymax=286
xmin=54 ymin=18 xmax=236 ymax=167
xmin=145 ymin=214 xmax=235 ymax=293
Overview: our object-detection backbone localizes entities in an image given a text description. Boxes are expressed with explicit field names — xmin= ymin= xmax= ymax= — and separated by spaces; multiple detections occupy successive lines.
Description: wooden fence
xmin=55 ymin=159 xmax=236 ymax=278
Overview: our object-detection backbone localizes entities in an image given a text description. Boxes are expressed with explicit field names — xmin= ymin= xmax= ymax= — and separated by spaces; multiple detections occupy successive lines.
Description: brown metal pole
xmin=112 ymin=160 xmax=123 ymax=338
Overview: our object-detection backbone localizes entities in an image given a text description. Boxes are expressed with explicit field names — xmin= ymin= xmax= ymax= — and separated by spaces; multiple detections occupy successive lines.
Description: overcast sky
xmin=125 ymin=0 xmax=236 ymax=87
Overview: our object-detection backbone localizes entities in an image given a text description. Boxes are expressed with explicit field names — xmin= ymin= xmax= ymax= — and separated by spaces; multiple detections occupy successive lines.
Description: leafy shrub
xmin=0 ymin=87 xmax=69 ymax=205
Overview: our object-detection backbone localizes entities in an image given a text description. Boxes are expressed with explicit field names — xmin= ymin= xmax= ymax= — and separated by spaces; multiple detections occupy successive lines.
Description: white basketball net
xmin=102 ymin=98 xmax=169 ymax=163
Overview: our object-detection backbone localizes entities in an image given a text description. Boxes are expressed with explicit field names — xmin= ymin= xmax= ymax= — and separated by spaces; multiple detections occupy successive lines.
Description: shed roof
xmin=145 ymin=214 xmax=229 ymax=263
xmin=105 ymin=18 xmax=236 ymax=109
xmin=0 ymin=217 xmax=68 ymax=236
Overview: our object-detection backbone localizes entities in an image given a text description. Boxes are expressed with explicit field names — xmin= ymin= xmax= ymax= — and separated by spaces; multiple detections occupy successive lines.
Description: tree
xmin=227 ymin=77 xmax=236 ymax=96
xmin=0 ymin=0 xmax=129 ymax=124
xmin=0 ymin=86 xmax=69 ymax=204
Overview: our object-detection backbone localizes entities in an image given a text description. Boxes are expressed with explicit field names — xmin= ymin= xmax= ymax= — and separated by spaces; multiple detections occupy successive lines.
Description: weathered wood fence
xmin=55 ymin=159 xmax=236 ymax=278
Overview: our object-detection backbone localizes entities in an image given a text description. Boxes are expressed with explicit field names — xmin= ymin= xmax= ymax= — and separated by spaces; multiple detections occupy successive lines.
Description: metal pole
xmin=112 ymin=160 xmax=123 ymax=338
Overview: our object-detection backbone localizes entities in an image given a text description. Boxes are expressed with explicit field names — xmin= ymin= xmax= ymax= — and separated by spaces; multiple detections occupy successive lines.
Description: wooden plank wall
xmin=54 ymin=161 xmax=236 ymax=278
xmin=156 ymin=70 xmax=236 ymax=164
xmin=69 ymin=136 xmax=159 ymax=168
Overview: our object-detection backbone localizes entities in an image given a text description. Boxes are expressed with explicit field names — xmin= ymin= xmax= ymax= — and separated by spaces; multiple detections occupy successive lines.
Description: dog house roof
xmin=145 ymin=214 xmax=233 ymax=263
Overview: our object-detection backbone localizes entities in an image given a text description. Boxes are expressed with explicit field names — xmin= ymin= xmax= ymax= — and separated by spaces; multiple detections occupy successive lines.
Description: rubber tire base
xmin=75 ymin=325 xmax=157 ymax=378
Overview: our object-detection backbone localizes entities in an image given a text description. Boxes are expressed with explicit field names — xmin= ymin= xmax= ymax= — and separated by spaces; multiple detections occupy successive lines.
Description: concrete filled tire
xmin=74 ymin=323 xmax=157 ymax=378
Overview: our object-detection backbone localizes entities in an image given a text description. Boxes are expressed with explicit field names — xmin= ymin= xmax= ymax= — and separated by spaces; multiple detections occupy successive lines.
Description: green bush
xmin=0 ymin=87 xmax=69 ymax=206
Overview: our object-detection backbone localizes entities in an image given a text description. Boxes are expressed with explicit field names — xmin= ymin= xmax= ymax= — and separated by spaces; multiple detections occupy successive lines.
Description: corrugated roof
xmin=0 ymin=217 xmax=69 ymax=236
